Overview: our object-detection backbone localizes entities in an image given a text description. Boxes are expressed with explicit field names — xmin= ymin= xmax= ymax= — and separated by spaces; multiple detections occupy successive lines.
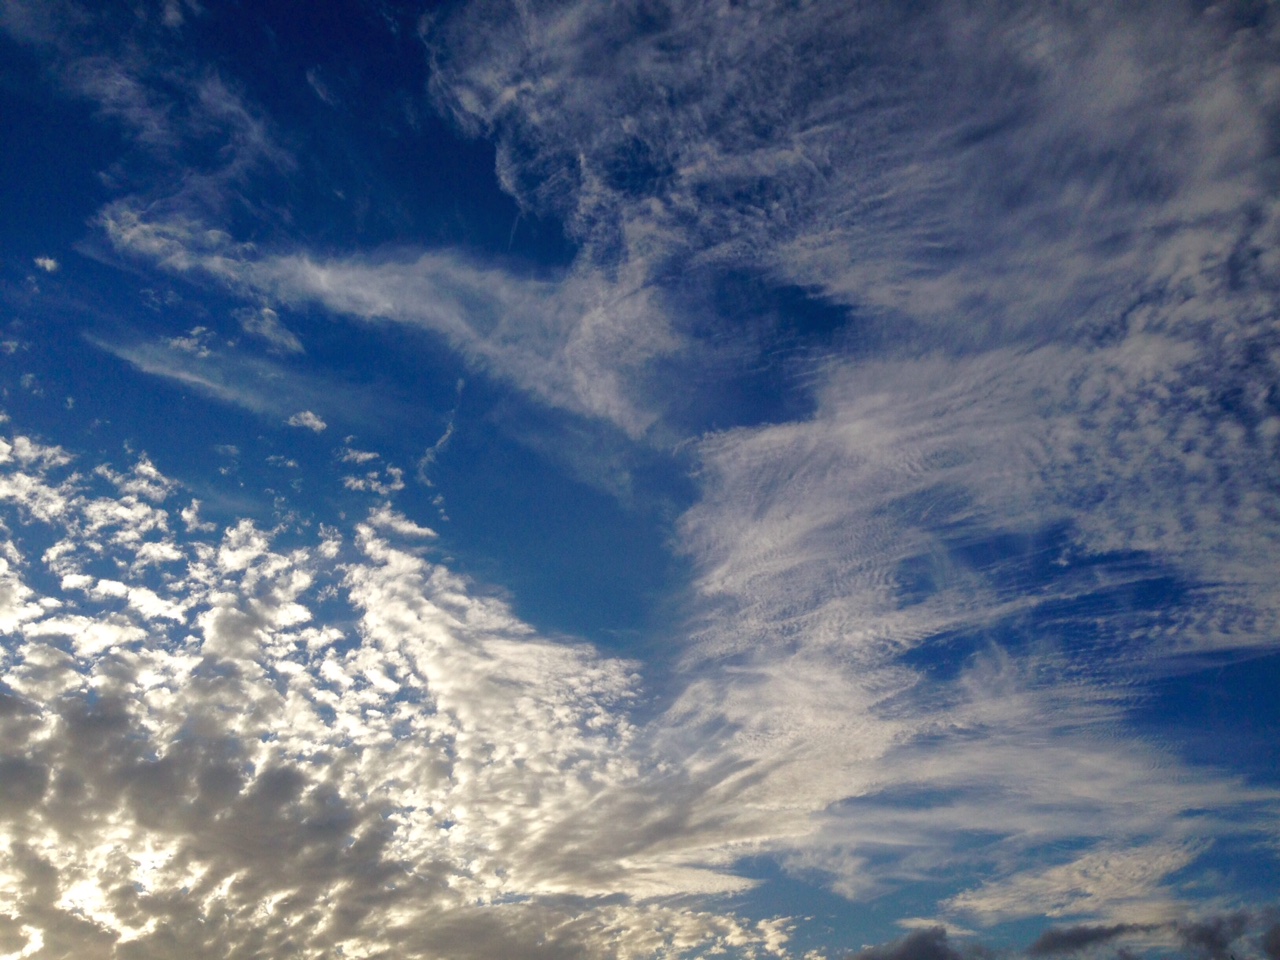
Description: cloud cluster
xmin=0 ymin=423 xmax=804 ymax=958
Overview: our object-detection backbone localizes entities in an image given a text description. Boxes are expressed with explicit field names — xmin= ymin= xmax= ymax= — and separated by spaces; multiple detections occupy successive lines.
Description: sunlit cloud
xmin=285 ymin=410 xmax=327 ymax=433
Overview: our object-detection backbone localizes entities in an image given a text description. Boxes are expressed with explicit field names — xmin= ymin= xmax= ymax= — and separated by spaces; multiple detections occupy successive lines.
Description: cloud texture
xmin=0 ymin=427 xmax=808 ymax=958
xmin=3 ymin=0 xmax=1280 ymax=956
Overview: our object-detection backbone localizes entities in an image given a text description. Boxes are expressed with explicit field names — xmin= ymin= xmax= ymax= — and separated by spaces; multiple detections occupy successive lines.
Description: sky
xmin=1 ymin=0 xmax=1279 ymax=958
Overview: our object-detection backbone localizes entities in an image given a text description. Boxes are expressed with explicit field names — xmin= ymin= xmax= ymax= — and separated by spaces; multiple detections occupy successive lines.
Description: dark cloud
xmin=853 ymin=927 xmax=964 ymax=960
xmin=1177 ymin=914 xmax=1252 ymax=960
xmin=1261 ymin=921 xmax=1280 ymax=960
xmin=1028 ymin=924 xmax=1143 ymax=956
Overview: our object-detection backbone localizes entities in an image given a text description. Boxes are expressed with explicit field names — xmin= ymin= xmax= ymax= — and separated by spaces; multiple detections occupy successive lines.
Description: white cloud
xmin=428 ymin=0 xmax=1279 ymax=346
xmin=340 ymin=447 xmax=380 ymax=464
xmin=658 ymin=322 xmax=1280 ymax=914
xmin=945 ymin=842 xmax=1204 ymax=926
xmin=23 ymin=613 xmax=147 ymax=657
xmin=236 ymin=305 xmax=304 ymax=354
xmin=99 ymin=207 xmax=680 ymax=435
xmin=32 ymin=256 xmax=58 ymax=272
xmin=91 ymin=334 xmax=384 ymax=429
xmin=180 ymin=498 xmax=215 ymax=532
xmin=342 ymin=465 xmax=403 ymax=496
xmin=166 ymin=325 xmax=213 ymax=357
xmin=0 ymin=418 xmax=794 ymax=957
xmin=367 ymin=503 xmax=436 ymax=539
xmin=285 ymin=410 xmax=326 ymax=432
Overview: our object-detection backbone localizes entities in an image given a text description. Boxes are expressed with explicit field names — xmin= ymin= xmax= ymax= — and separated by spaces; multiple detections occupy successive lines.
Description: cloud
xmin=32 ymin=257 xmax=58 ymax=273
xmin=89 ymin=333 xmax=382 ymax=431
xmin=428 ymin=0 xmax=1280 ymax=340
xmin=1027 ymin=924 xmax=1147 ymax=956
xmin=366 ymin=503 xmax=436 ymax=539
xmin=851 ymin=927 xmax=963 ymax=960
xmin=9 ymin=0 xmax=1280 ymax=948
xmin=285 ymin=410 xmax=326 ymax=432
xmin=841 ymin=915 xmax=1280 ymax=960
xmin=98 ymin=205 xmax=682 ymax=436
xmin=26 ymin=416 xmax=1254 ymax=959
xmin=1177 ymin=913 xmax=1252 ymax=960
xmin=663 ymin=331 xmax=1280 ymax=919
xmin=236 ymin=306 xmax=304 ymax=354
xmin=0 ymin=418 xmax=795 ymax=957
xmin=417 ymin=381 xmax=461 ymax=484
xmin=1262 ymin=921 xmax=1280 ymax=960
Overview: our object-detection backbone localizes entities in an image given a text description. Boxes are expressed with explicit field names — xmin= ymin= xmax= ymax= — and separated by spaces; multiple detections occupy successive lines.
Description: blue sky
xmin=1 ymin=1 xmax=1279 ymax=958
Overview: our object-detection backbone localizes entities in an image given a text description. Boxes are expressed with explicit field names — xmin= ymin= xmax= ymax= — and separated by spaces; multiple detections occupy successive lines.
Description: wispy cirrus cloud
xmin=427 ymin=0 xmax=1280 ymax=340
xmin=235 ymin=306 xmax=304 ymax=355
xmin=87 ymin=331 xmax=389 ymax=433
xmin=417 ymin=0 xmax=1280 ymax=924
xmin=97 ymin=203 xmax=684 ymax=435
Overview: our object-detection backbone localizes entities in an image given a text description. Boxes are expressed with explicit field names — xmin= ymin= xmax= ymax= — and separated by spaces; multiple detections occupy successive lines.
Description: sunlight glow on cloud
xmin=0 ymin=424 xmax=812 ymax=957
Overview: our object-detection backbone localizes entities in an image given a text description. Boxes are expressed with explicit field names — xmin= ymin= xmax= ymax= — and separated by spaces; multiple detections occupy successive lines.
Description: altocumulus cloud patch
xmin=0 ymin=427 xmax=788 ymax=958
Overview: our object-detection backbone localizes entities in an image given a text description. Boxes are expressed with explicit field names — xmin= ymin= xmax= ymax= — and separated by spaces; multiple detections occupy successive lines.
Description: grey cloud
xmin=848 ymin=916 xmax=1280 ymax=960
xmin=1027 ymin=924 xmax=1146 ymax=956
xmin=1261 ymin=921 xmax=1280 ymax=960
xmin=852 ymin=926 xmax=964 ymax=960
xmin=1177 ymin=913 xmax=1252 ymax=960
xmin=0 ymin=753 xmax=49 ymax=819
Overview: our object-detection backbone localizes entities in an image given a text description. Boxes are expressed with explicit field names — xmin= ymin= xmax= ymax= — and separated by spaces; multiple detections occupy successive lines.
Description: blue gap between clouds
xmin=193 ymin=0 xmax=576 ymax=266
xmin=0 ymin=37 xmax=130 ymax=260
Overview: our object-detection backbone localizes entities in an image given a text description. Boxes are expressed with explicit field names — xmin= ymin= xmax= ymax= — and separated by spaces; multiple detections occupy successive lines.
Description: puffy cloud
xmin=367 ymin=504 xmax=436 ymax=539
xmin=32 ymin=257 xmax=58 ymax=273
xmin=285 ymin=410 xmax=327 ymax=432
xmin=0 ymin=422 xmax=790 ymax=957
